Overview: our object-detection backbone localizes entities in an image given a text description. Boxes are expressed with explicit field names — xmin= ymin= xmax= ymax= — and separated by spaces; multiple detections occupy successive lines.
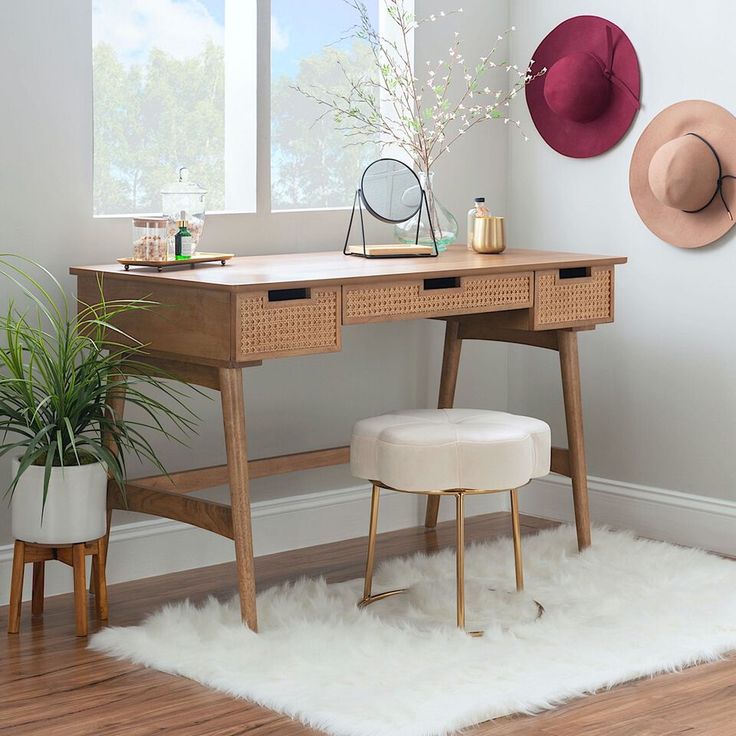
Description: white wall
xmin=7 ymin=0 xmax=735 ymax=597
xmin=507 ymin=0 xmax=736 ymax=500
xmin=0 ymin=0 xmax=511 ymax=558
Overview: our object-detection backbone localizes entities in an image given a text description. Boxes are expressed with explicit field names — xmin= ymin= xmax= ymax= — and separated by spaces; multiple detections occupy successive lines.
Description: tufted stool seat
xmin=351 ymin=408 xmax=551 ymax=633
xmin=351 ymin=409 xmax=551 ymax=492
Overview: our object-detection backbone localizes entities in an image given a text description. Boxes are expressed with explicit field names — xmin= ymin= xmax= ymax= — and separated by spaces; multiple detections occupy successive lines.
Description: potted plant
xmin=0 ymin=256 xmax=197 ymax=545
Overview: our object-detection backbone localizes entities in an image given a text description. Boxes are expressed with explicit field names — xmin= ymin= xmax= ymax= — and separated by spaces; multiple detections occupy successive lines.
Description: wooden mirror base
xmin=7 ymin=537 xmax=108 ymax=637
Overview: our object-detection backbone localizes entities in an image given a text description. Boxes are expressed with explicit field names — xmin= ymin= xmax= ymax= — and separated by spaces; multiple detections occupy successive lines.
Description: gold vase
xmin=472 ymin=216 xmax=506 ymax=254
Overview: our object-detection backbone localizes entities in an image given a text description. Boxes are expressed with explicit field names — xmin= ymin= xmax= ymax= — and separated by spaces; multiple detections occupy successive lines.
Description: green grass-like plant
xmin=0 ymin=255 xmax=198 ymax=511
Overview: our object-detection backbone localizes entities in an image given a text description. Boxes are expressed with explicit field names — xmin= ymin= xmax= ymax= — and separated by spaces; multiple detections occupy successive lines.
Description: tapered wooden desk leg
xmin=426 ymin=320 xmax=463 ymax=529
xmin=72 ymin=544 xmax=88 ymax=637
xmin=31 ymin=562 xmax=45 ymax=616
xmin=8 ymin=540 xmax=25 ymax=634
xmin=219 ymin=367 xmax=258 ymax=631
xmin=92 ymin=375 xmax=127 ymax=596
xmin=558 ymin=330 xmax=592 ymax=550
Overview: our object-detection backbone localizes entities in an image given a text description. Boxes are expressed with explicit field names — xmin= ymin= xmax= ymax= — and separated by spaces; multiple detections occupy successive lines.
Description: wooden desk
xmin=72 ymin=245 xmax=627 ymax=630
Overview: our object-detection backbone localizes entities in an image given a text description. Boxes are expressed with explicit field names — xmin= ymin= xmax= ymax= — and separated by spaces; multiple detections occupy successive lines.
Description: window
xmin=92 ymin=0 xmax=388 ymax=215
xmin=270 ymin=0 xmax=380 ymax=211
xmin=92 ymin=0 xmax=256 ymax=215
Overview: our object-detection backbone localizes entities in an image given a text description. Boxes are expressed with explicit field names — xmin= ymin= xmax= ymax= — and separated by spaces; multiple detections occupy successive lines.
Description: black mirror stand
xmin=343 ymin=187 xmax=439 ymax=259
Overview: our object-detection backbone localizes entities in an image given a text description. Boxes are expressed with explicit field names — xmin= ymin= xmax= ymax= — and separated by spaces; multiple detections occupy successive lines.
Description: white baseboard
xmin=0 ymin=484 xmax=506 ymax=606
xmin=6 ymin=474 xmax=732 ymax=608
xmin=521 ymin=474 xmax=736 ymax=557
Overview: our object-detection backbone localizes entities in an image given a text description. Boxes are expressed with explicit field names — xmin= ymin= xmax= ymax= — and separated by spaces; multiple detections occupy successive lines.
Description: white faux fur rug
xmin=90 ymin=526 xmax=736 ymax=736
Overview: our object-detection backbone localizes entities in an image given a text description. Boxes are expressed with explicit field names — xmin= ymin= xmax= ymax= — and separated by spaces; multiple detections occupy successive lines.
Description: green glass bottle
xmin=175 ymin=210 xmax=193 ymax=260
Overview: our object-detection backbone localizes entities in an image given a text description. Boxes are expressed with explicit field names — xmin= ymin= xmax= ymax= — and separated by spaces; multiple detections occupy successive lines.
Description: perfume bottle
xmin=467 ymin=197 xmax=490 ymax=250
xmin=175 ymin=210 xmax=193 ymax=260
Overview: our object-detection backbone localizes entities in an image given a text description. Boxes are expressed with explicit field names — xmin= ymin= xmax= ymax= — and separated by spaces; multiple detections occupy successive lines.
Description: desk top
xmin=71 ymin=246 xmax=627 ymax=291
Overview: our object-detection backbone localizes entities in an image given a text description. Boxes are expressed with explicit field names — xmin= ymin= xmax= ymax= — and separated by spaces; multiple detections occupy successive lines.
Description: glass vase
xmin=394 ymin=171 xmax=458 ymax=251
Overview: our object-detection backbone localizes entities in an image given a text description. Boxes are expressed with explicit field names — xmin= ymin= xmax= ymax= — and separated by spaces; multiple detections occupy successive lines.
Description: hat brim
xmin=526 ymin=15 xmax=640 ymax=158
xmin=629 ymin=100 xmax=736 ymax=248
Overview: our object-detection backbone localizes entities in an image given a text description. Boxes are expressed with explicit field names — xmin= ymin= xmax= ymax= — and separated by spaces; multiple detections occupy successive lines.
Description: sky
xmin=92 ymin=0 xmax=225 ymax=65
xmin=271 ymin=0 xmax=379 ymax=79
xmin=92 ymin=0 xmax=378 ymax=79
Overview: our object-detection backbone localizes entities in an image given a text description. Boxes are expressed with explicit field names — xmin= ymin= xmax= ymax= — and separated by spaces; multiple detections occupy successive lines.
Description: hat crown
xmin=648 ymin=135 xmax=719 ymax=212
xmin=543 ymin=52 xmax=612 ymax=123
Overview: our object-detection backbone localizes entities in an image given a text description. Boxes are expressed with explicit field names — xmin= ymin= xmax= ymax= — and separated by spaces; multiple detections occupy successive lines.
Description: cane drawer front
xmin=342 ymin=272 xmax=533 ymax=324
xmin=236 ymin=287 xmax=341 ymax=360
xmin=533 ymin=266 xmax=614 ymax=329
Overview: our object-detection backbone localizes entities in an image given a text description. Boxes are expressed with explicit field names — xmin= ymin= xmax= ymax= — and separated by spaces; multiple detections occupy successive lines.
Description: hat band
xmin=584 ymin=25 xmax=640 ymax=110
xmin=682 ymin=132 xmax=736 ymax=221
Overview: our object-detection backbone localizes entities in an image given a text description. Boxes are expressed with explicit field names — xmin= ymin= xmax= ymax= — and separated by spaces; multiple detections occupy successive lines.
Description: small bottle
xmin=175 ymin=210 xmax=193 ymax=259
xmin=467 ymin=197 xmax=490 ymax=250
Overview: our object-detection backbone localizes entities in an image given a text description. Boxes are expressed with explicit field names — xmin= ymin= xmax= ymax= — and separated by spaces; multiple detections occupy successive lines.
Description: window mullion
xmin=256 ymin=0 xmax=272 ymax=216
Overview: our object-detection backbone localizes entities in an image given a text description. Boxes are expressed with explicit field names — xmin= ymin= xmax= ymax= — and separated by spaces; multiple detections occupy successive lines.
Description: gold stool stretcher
xmin=358 ymin=482 xmax=538 ymax=636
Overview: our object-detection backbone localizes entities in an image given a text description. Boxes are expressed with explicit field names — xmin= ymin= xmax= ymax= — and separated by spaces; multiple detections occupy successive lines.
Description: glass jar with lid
xmin=132 ymin=217 xmax=169 ymax=261
xmin=161 ymin=167 xmax=207 ymax=255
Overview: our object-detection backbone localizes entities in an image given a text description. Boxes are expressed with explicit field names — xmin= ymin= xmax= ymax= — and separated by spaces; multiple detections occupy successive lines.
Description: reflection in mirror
xmin=360 ymin=159 xmax=421 ymax=223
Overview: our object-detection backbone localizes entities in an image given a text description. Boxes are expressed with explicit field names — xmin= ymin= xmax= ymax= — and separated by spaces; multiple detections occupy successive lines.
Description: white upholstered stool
xmin=350 ymin=409 xmax=551 ymax=632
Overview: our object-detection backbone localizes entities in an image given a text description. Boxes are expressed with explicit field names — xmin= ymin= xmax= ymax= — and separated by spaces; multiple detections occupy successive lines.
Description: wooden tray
xmin=118 ymin=252 xmax=234 ymax=272
xmin=345 ymin=244 xmax=436 ymax=257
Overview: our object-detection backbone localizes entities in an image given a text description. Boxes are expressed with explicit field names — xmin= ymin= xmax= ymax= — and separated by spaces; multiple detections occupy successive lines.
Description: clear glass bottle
xmin=467 ymin=197 xmax=490 ymax=250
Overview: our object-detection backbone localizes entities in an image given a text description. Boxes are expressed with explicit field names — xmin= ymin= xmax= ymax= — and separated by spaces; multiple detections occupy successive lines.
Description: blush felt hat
xmin=629 ymin=100 xmax=736 ymax=248
xmin=526 ymin=15 xmax=640 ymax=158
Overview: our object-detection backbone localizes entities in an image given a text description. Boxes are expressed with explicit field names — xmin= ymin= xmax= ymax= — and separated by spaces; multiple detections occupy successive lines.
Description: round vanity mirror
xmin=360 ymin=158 xmax=422 ymax=223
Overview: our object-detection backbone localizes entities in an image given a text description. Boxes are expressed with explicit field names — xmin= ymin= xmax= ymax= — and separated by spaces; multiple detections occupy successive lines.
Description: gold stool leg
xmin=510 ymin=488 xmax=524 ymax=592
xmin=362 ymin=484 xmax=381 ymax=602
xmin=455 ymin=492 xmax=465 ymax=629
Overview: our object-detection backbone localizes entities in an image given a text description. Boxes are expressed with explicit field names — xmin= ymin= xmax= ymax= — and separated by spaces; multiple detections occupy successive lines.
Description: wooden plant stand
xmin=7 ymin=537 xmax=108 ymax=637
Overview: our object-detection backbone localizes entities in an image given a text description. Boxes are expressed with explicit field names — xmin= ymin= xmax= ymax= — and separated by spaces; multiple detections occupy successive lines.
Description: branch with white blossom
xmin=293 ymin=0 xmax=545 ymax=175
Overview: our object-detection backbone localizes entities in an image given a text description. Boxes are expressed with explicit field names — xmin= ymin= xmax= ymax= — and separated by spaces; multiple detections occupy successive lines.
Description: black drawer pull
xmin=268 ymin=287 xmax=311 ymax=302
xmin=423 ymin=276 xmax=461 ymax=290
xmin=558 ymin=267 xmax=591 ymax=280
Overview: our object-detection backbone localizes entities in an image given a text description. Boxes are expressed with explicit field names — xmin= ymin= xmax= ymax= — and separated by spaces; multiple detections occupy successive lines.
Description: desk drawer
xmin=342 ymin=272 xmax=533 ymax=324
xmin=236 ymin=287 xmax=341 ymax=360
xmin=533 ymin=266 xmax=614 ymax=329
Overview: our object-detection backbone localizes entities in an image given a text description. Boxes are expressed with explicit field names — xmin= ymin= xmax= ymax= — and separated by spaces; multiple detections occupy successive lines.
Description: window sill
xmin=93 ymin=207 xmax=353 ymax=219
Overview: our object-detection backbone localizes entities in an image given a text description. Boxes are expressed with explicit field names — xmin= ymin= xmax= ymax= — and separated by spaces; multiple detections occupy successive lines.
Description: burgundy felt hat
xmin=526 ymin=15 xmax=641 ymax=158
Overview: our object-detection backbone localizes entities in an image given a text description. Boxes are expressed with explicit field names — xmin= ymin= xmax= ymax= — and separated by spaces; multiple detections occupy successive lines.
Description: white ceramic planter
xmin=10 ymin=459 xmax=108 ymax=544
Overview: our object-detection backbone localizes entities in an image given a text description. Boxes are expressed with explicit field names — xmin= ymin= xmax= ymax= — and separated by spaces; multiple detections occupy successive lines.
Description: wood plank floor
xmin=3 ymin=512 xmax=736 ymax=735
